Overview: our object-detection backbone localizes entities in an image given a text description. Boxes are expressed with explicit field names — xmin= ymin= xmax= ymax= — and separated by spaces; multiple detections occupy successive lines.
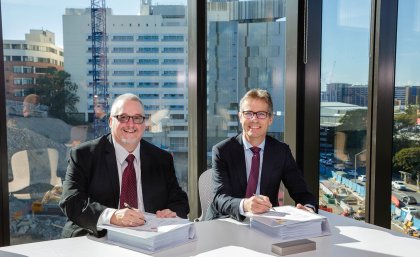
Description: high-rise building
xmin=394 ymin=86 xmax=407 ymax=106
xmin=325 ymin=83 xmax=368 ymax=107
xmin=63 ymin=1 xmax=188 ymax=152
xmin=3 ymin=30 xmax=64 ymax=102
xmin=206 ymin=0 xmax=286 ymax=150
xmin=405 ymin=85 xmax=420 ymax=105
xmin=394 ymin=85 xmax=420 ymax=107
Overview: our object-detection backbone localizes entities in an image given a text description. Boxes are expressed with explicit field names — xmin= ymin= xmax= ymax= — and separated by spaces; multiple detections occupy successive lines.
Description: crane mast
xmin=91 ymin=0 xmax=109 ymax=137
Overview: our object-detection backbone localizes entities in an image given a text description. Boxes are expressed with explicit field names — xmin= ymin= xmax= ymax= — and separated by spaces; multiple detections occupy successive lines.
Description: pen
xmin=253 ymin=194 xmax=276 ymax=212
xmin=124 ymin=202 xmax=147 ymax=224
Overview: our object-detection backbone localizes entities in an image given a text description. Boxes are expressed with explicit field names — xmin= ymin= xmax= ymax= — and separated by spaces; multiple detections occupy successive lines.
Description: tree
xmin=34 ymin=69 xmax=80 ymax=123
xmin=338 ymin=109 xmax=367 ymax=131
xmin=393 ymin=147 xmax=420 ymax=180
xmin=393 ymin=134 xmax=420 ymax=155
xmin=394 ymin=111 xmax=416 ymax=129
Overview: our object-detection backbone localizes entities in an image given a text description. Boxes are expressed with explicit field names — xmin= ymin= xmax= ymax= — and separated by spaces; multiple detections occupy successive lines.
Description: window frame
xmin=0 ymin=0 xmax=402 ymax=245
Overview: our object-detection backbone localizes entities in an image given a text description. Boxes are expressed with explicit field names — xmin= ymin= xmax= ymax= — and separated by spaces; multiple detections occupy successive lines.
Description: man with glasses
xmin=60 ymin=93 xmax=189 ymax=237
xmin=205 ymin=89 xmax=317 ymax=221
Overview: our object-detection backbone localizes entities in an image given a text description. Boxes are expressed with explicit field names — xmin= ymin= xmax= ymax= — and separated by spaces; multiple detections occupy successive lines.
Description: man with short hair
xmin=205 ymin=89 xmax=317 ymax=221
xmin=60 ymin=93 xmax=189 ymax=237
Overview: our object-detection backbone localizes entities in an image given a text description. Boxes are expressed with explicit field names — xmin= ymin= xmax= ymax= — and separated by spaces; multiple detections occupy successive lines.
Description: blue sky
xmin=321 ymin=0 xmax=420 ymax=88
xmin=1 ymin=0 xmax=186 ymax=46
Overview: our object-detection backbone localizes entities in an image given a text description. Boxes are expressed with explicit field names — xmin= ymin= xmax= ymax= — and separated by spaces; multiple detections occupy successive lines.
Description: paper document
xmin=106 ymin=213 xmax=187 ymax=232
xmin=99 ymin=213 xmax=196 ymax=253
xmin=247 ymin=205 xmax=330 ymax=241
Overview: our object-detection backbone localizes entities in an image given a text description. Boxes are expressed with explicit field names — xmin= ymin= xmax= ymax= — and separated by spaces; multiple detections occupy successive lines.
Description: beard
xmin=121 ymin=137 xmax=139 ymax=145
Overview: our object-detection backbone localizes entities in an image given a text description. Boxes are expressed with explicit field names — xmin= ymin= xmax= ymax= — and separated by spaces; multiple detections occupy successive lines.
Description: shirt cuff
xmin=96 ymin=208 xmax=116 ymax=230
xmin=239 ymin=199 xmax=246 ymax=215
xmin=304 ymin=204 xmax=316 ymax=212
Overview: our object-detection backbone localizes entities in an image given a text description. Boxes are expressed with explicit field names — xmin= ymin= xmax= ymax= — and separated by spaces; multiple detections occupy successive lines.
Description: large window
xmin=2 ymin=0 xmax=189 ymax=245
xmin=318 ymin=0 xmax=371 ymax=220
xmin=391 ymin=0 xmax=420 ymax=235
xmin=2 ymin=0 xmax=420 ymax=248
xmin=206 ymin=0 xmax=287 ymax=199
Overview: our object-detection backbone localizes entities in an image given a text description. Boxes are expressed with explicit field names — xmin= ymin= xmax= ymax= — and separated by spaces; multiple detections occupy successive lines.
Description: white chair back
xmin=197 ymin=168 xmax=213 ymax=221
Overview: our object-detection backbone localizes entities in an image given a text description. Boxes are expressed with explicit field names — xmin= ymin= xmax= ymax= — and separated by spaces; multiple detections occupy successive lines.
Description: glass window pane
xmin=3 ymin=0 xmax=188 ymax=244
xmin=206 ymin=0 xmax=286 ymax=203
xmin=319 ymin=0 xmax=371 ymax=220
xmin=391 ymin=0 xmax=420 ymax=236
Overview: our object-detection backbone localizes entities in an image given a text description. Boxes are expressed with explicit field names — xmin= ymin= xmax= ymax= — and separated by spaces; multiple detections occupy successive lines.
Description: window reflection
xmin=5 ymin=29 xmax=68 ymax=244
xmin=3 ymin=0 xmax=189 ymax=244
xmin=319 ymin=0 xmax=371 ymax=221
xmin=206 ymin=0 xmax=286 ymax=205
xmin=391 ymin=0 xmax=420 ymax=237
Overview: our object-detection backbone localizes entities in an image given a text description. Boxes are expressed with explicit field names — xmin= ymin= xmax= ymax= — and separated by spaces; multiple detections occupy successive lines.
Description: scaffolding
xmin=91 ymin=0 xmax=109 ymax=137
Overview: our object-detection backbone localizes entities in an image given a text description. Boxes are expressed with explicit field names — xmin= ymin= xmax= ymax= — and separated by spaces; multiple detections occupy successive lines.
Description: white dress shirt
xmin=97 ymin=140 xmax=144 ymax=227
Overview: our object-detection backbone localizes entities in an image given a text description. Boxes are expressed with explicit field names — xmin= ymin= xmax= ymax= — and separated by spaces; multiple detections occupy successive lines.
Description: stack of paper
xmin=247 ymin=205 xmax=330 ymax=240
xmin=99 ymin=213 xmax=196 ymax=253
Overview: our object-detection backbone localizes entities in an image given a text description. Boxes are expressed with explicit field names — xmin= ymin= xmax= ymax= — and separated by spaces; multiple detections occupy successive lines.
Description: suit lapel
xmin=260 ymin=136 xmax=274 ymax=196
xmin=235 ymin=134 xmax=248 ymax=193
xmin=104 ymin=135 xmax=120 ymax=206
xmin=139 ymin=140 xmax=152 ymax=210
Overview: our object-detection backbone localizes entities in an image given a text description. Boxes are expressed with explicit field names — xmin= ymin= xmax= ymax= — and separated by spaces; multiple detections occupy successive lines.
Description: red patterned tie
xmin=245 ymin=147 xmax=261 ymax=198
xmin=119 ymin=154 xmax=138 ymax=209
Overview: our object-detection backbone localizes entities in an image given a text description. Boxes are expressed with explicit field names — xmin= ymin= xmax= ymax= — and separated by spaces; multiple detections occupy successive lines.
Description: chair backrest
xmin=8 ymin=148 xmax=62 ymax=199
xmin=198 ymin=168 xmax=213 ymax=221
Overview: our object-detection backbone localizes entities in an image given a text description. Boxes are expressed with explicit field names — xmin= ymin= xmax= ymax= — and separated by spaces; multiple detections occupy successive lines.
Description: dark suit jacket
xmin=205 ymin=134 xmax=317 ymax=221
xmin=59 ymin=134 xmax=189 ymax=237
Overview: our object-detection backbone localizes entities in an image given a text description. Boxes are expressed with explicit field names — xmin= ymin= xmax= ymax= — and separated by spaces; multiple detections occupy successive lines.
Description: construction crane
xmin=91 ymin=0 xmax=109 ymax=137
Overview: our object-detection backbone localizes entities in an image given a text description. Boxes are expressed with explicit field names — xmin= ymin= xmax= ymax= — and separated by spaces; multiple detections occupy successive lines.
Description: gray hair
xmin=110 ymin=93 xmax=144 ymax=116
xmin=239 ymin=88 xmax=273 ymax=114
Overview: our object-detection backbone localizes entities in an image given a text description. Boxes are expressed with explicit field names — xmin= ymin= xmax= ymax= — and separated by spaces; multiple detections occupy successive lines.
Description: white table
xmin=0 ymin=211 xmax=419 ymax=257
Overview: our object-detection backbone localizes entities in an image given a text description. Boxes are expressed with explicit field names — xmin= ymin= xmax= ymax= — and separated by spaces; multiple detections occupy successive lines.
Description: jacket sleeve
xmin=59 ymin=147 xmax=107 ymax=237
xmin=211 ymin=144 xmax=243 ymax=221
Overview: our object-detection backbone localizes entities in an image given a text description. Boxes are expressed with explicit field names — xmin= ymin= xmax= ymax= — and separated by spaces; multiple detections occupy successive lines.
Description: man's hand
xmin=243 ymin=195 xmax=272 ymax=214
xmin=110 ymin=208 xmax=146 ymax=226
xmin=156 ymin=209 xmax=177 ymax=218
xmin=296 ymin=203 xmax=315 ymax=213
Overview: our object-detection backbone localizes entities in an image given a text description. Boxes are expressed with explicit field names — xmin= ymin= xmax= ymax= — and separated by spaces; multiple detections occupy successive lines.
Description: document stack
xmin=99 ymin=213 xmax=196 ymax=253
xmin=247 ymin=205 xmax=330 ymax=241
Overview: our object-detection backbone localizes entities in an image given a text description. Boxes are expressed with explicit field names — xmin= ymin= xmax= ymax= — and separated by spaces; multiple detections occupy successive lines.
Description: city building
xmin=394 ymin=86 xmax=407 ymax=106
xmin=3 ymin=29 xmax=64 ymax=103
xmin=394 ymin=85 xmax=420 ymax=107
xmin=325 ymin=83 xmax=368 ymax=107
xmin=207 ymin=0 xmax=286 ymax=150
xmin=405 ymin=85 xmax=420 ymax=105
xmin=63 ymin=1 xmax=188 ymax=152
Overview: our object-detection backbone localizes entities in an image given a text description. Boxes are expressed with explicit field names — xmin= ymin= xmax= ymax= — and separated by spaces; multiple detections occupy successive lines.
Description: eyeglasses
xmin=242 ymin=111 xmax=271 ymax=120
xmin=113 ymin=114 xmax=146 ymax=124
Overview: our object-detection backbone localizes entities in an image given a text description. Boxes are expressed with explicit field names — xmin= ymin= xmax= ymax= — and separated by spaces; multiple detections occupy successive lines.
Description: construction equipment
xmin=90 ymin=0 xmax=109 ymax=137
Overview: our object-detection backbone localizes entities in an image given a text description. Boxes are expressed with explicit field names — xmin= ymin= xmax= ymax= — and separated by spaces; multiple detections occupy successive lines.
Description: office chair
xmin=8 ymin=148 xmax=62 ymax=200
xmin=196 ymin=168 xmax=213 ymax=221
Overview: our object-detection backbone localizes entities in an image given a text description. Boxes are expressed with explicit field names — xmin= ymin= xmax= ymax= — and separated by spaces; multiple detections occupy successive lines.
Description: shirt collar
xmin=242 ymin=134 xmax=265 ymax=151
